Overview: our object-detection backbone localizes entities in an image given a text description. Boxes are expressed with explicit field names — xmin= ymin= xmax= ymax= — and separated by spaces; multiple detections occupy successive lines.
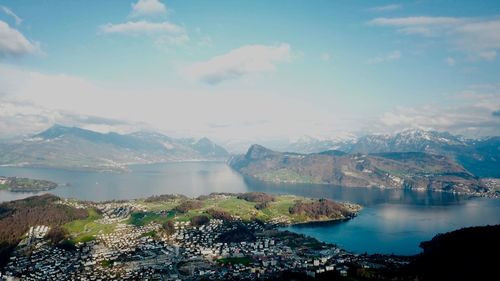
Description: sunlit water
xmin=1 ymin=162 xmax=498 ymax=255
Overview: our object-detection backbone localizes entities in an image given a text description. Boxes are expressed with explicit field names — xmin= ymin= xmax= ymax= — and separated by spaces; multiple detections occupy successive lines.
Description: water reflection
xmin=284 ymin=198 xmax=500 ymax=255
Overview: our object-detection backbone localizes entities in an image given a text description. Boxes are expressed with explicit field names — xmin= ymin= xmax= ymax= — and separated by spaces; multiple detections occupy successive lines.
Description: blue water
xmin=0 ymin=162 xmax=499 ymax=255
xmin=282 ymin=198 xmax=499 ymax=255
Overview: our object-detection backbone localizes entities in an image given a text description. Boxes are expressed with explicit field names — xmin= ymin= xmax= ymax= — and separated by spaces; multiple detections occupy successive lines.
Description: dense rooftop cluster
xmin=1 ymin=194 xmax=416 ymax=280
xmin=1 ymin=206 xmax=408 ymax=280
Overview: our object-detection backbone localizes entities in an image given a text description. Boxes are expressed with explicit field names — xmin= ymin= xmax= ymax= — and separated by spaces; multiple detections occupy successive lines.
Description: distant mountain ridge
xmin=0 ymin=125 xmax=229 ymax=171
xmin=229 ymin=144 xmax=495 ymax=195
xmin=273 ymin=129 xmax=500 ymax=178
xmin=281 ymin=134 xmax=356 ymax=155
xmin=349 ymin=129 xmax=466 ymax=153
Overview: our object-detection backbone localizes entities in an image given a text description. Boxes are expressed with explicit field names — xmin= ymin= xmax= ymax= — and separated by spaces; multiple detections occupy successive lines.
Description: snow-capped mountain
xmin=240 ymin=129 xmax=499 ymax=178
xmin=349 ymin=129 xmax=466 ymax=154
xmin=346 ymin=129 xmax=499 ymax=178
xmin=282 ymin=134 xmax=357 ymax=154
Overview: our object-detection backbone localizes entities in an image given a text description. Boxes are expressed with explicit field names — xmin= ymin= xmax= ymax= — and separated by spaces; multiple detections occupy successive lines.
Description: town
xmin=1 ymin=196 xmax=409 ymax=281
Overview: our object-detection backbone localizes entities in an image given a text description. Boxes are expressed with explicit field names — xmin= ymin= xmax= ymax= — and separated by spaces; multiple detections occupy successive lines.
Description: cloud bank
xmin=0 ymin=63 xmax=354 ymax=141
xmin=378 ymin=85 xmax=500 ymax=137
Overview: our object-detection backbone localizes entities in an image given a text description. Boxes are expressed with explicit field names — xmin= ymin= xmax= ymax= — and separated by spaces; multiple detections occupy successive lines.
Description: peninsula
xmin=229 ymin=144 xmax=499 ymax=197
xmin=0 ymin=176 xmax=58 ymax=192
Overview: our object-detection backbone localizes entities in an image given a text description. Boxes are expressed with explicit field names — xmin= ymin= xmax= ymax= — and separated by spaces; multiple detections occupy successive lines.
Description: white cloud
xmin=369 ymin=4 xmax=402 ymax=13
xmin=100 ymin=1 xmax=195 ymax=48
xmin=131 ymin=0 xmax=167 ymax=17
xmin=99 ymin=20 xmax=184 ymax=35
xmin=367 ymin=50 xmax=401 ymax=64
xmin=0 ymin=20 xmax=39 ymax=57
xmin=181 ymin=43 xmax=292 ymax=84
xmin=445 ymin=57 xmax=456 ymax=66
xmin=1 ymin=6 xmax=22 ymax=25
xmin=368 ymin=16 xmax=500 ymax=60
xmin=378 ymin=85 xmax=500 ymax=137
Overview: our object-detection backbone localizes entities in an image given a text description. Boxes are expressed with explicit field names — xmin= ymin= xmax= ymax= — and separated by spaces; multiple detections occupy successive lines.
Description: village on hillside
xmin=1 ymin=194 xmax=408 ymax=280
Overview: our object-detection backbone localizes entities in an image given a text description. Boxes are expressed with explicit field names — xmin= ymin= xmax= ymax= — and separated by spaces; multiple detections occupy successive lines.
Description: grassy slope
xmin=136 ymin=195 xmax=329 ymax=225
xmin=64 ymin=208 xmax=116 ymax=243
xmin=129 ymin=211 xmax=175 ymax=226
xmin=62 ymin=194 xmax=359 ymax=240
xmin=257 ymin=169 xmax=315 ymax=183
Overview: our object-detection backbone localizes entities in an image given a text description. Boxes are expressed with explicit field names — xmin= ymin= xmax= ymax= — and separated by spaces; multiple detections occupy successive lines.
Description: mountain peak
xmin=192 ymin=137 xmax=229 ymax=157
xmin=36 ymin=124 xmax=82 ymax=139
xmin=394 ymin=128 xmax=463 ymax=145
xmin=195 ymin=137 xmax=213 ymax=145
xmin=245 ymin=144 xmax=276 ymax=159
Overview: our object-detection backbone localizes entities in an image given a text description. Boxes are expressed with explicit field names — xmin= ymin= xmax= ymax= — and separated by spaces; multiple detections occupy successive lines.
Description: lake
xmin=1 ymin=162 xmax=499 ymax=255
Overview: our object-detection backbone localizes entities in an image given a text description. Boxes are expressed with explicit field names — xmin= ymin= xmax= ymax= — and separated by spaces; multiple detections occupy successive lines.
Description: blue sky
xmin=0 ymin=0 xmax=499 ymax=144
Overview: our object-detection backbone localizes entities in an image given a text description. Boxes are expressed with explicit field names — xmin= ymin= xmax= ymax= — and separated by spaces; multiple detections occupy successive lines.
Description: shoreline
xmin=0 ymin=159 xmax=230 ymax=174
xmin=1 ymin=163 xmax=497 ymax=199
xmin=284 ymin=216 xmax=355 ymax=228
xmin=242 ymin=174 xmax=500 ymax=199
xmin=0 ymin=176 xmax=58 ymax=193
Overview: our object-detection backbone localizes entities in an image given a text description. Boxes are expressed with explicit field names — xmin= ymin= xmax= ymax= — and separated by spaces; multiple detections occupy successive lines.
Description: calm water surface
xmin=0 ymin=162 xmax=498 ymax=255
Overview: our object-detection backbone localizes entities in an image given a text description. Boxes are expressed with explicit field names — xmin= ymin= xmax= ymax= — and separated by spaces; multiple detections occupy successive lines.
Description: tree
xmin=162 ymin=220 xmax=175 ymax=235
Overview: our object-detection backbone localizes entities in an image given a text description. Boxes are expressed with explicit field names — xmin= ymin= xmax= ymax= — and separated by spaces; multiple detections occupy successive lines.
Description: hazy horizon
xmin=1 ymin=0 xmax=499 ymax=142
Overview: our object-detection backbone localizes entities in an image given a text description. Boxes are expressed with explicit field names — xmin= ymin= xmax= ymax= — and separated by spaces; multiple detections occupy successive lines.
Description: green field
xmin=135 ymin=194 xmax=335 ymax=225
xmin=64 ymin=208 xmax=116 ymax=243
xmin=257 ymin=169 xmax=315 ymax=183
xmin=129 ymin=211 xmax=175 ymax=226
xmin=217 ymin=257 xmax=252 ymax=265
xmin=60 ymin=193 xmax=359 ymax=242
xmin=136 ymin=198 xmax=182 ymax=212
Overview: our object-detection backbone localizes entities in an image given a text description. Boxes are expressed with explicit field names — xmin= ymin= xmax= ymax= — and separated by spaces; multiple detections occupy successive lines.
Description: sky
xmin=0 ymin=0 xmax=499 ymax=144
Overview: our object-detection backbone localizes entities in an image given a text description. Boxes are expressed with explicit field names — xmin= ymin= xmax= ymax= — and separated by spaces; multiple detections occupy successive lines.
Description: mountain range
xmin=0 ymin=125 xmax=229 ymax=171
xmin=0 ymin=125 xmax=497 ymax=182
xmin=273 ymin=129 xmax=500 ymax=178
xmin=229 ymin=144 xmax=495 ymax=195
